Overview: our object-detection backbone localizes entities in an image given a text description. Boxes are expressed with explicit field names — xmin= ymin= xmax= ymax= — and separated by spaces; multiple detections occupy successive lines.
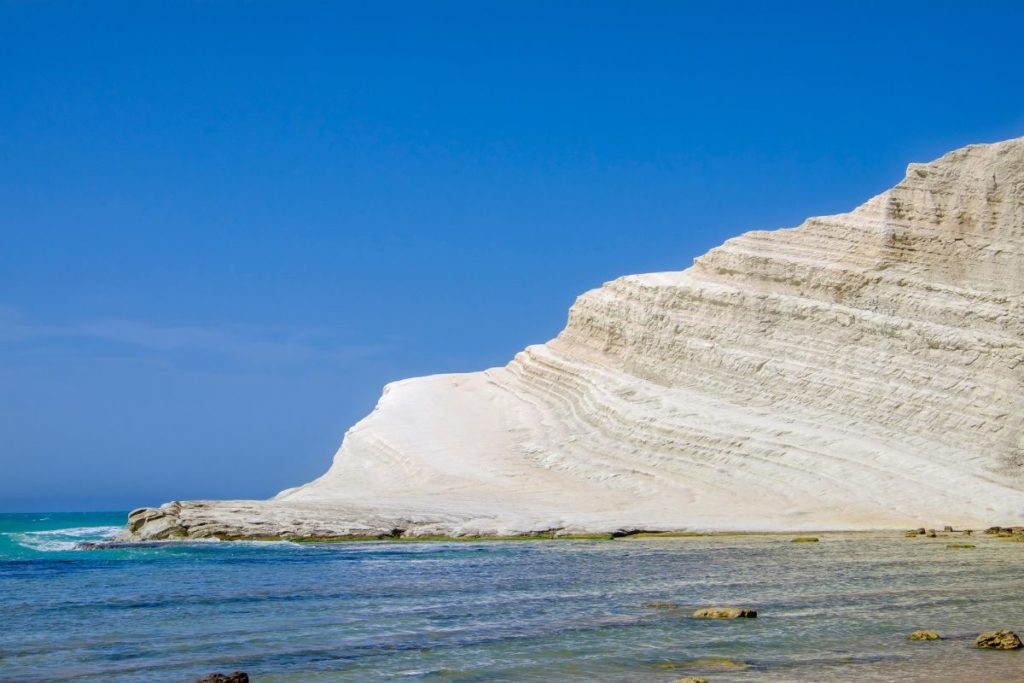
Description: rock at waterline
xmin=693 ymin=607 xmax=757 ymax=619
xmin=644 ymin=601 xmax=679 ymax=609
xmin=946 ymin=543 xmax=975 ymax=549
xmin=673 ymin=678 xmax=709 ymax=683
xmin=196 ymin=672 xmax=249 ymax=683
xmin=975 ymin=630 xmax=1023 ymax=650
xmin=908 ymin=630 xmax=941 ymax=641
xmin=791 ymin=536 xmax=819 ymax=543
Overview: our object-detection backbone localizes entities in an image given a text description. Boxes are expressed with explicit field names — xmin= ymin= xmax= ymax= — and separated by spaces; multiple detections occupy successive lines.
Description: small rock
xmin=674 ymin=678 xmax=708 ymax=683
xmin=926 ymin=529 xmax=937 ymax=538
xmin=916 ymin=528 xmax=926 ymax=535
xmin=196 ymin=673 xmax=249 ymax=683
xmin=943 ymin=526 xmax=954 ymax=533
xmin=644 ymin=601 xmax=679 ymax=609
xmin=984 ymin=526 xmax=1003 ymax=535
xmin=791 ymin=537 xmax=819 ymax=543
xmin=904 ymin=530 xmax=919 ymax=538
xmin=946 ymin=543 xmax=975 ymax=549
xmin=975 ymin=630 xmax=1023 ymax=650
xmin=909 ymin=630 xmax=941 ymax=641
xmin=693 ymin=607 xmax=757 ymax=619
xmin=963 ymin=529 xmax=973 ymax=536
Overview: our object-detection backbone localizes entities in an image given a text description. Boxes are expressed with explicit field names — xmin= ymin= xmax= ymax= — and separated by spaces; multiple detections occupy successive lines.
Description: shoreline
xmin=93 ymin=526 xmax=1024 ymax=549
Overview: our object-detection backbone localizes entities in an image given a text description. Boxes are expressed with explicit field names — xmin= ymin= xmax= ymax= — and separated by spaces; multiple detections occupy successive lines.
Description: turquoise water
xmin=1 ymin=513 xmax=1023 ymax=682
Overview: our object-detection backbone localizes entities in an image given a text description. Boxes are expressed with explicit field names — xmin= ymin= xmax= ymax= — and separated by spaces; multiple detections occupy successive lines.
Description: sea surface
xmin=1 ymin=512 xmax=1022 ymax=682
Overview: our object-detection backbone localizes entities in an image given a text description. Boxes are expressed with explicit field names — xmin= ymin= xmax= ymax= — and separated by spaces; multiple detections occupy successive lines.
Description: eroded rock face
xmin=123 ymin=138 xmax=1024 ymax=541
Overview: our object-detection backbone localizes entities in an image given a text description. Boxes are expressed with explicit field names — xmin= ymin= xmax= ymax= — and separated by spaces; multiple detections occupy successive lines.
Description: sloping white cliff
xmin=125 ymin=138 xmax=1024 ymax=540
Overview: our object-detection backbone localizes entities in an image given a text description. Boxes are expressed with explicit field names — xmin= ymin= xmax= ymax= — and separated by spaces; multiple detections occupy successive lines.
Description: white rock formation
xmin=124 ymin=138 xmax=1024 ymax=540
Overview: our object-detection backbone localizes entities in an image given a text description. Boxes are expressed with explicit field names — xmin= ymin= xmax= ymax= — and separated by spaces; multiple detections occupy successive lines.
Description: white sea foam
xmin=28 ymin=526 xmax=122 ymax=538
xmin=11 ymin=525 xmax=121 ymax=552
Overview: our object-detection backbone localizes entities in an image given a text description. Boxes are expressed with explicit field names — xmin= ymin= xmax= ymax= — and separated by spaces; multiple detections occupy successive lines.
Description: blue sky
xmin=2 ymin=1 xmax=1023 ymax=511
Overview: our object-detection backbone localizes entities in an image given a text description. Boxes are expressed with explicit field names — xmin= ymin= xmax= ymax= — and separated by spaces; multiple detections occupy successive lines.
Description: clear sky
xmin=2 ymin=1 xmax=1023 ymax=511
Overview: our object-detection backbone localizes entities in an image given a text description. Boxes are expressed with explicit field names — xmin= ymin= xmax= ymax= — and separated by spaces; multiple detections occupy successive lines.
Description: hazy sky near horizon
xmin=2 ymin=1 xmax=1023 ymax=511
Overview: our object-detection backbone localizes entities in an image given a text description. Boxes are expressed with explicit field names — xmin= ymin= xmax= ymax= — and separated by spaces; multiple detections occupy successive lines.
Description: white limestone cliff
xmin=124 ymin=138 xmax=1024 ymax=540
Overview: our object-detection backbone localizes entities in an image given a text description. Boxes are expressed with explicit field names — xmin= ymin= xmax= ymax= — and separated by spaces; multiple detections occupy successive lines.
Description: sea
xmin=1 ymin=512 xmax=1022 ymax=682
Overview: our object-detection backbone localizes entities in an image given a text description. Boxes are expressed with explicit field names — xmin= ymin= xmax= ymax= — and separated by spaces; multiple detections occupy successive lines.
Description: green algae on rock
xmin=975 ymin=630 xmax=1023 ymax=650
xmin=909 ymin=630 xmax=941 ymax=641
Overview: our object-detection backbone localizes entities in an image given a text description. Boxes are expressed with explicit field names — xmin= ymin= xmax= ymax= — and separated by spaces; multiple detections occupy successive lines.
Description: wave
xmin=8 ymin=525 xmax=122 ymax=552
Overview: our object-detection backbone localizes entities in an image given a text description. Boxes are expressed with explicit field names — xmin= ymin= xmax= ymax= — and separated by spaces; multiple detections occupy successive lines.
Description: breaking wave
xmin=9 ymin=525 xmax=122 ymax=552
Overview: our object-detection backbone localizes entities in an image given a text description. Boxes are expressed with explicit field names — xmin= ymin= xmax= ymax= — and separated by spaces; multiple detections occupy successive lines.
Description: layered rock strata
xmin=123 ymin=138 xmax=1024 ymax=540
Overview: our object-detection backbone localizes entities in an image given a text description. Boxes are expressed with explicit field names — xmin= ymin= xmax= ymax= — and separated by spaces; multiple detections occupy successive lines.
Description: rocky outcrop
xmin=975 ymin=630 xmax=1023 ymax=650
xmin=122 ymin=138 xmax=1024 ymax=541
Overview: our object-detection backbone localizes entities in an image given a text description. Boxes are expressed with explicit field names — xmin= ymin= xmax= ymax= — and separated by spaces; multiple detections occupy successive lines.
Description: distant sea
xmin=1 ymin=512 xmax=1022 ymax=682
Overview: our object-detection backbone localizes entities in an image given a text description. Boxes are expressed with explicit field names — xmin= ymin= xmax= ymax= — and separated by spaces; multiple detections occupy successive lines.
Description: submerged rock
xmin=693 ymin=607 xmax=757 ymax=619
xmin=75 ymin=541 xmax=167 ymax=550
xmin=673 ymin=678 xmax=708 ymax=683
xmin=675 ymin=657 xmax=749 ymax=670
xmin=946 ymin=543 xmax=975 ymax=549
xmin=909 ymin=630 xmax=941 ymax=641
xmin=791 ymin=536 xmax=819 ymax=543
xmin=975 ymin=630 xmax=1023 ymax=650
xmin=644 ymin=601 xmax=679 ymax=609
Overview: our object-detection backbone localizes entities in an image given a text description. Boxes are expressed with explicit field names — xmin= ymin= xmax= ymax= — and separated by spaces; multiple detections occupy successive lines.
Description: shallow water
xmin=1 ymin=513 xmax=1022 ymax=682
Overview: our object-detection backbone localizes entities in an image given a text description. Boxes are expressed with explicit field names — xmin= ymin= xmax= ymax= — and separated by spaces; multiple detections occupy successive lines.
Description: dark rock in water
xmin=693 ymin=607 xmax=757 ymax=619
xmin=943 ymin=525 xmax=954 ymax=532
xmin=926 ymin=529 xmax=937 ymax=538
xmin=75 ymin=541 xmax=167 ymax=550
xmin=946 ymin=543 xmax=975 ymax=549
xmin=984 ymin=526 xmax=1003 ymax=535
xmin=975 ymin=630 xmax=1023 ymax=650
xmin=791 ymin=536 xmax=819 ymax=543
xmin=196 ymin=673 xmax=249 ymax=683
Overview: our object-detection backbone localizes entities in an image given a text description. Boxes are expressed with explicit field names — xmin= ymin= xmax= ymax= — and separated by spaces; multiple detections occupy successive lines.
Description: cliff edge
xmin=123 ymin=138 xmax=1024 ymax=540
